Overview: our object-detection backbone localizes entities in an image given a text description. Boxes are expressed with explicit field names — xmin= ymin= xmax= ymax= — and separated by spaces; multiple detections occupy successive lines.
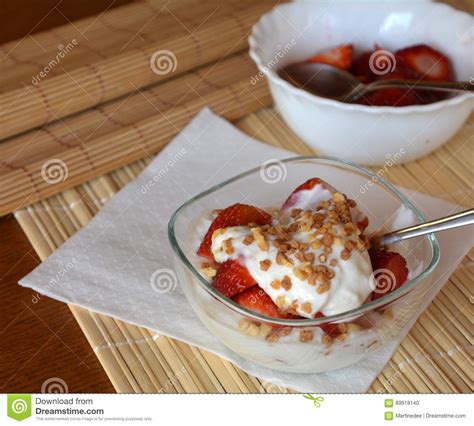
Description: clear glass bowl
xmin=168 ymin=156 xmax=439 ymax=373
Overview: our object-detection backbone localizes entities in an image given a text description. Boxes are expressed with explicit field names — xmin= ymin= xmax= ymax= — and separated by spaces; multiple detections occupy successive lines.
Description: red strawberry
xmin=358 ymin=66 xmax=423 ymax=107
xmin=233 ymin=286 xmax=289 ymax=319
xmin=212 ymin=260 xmax=256 ymax=298
xmin=197 ymin=203 xmax=272 ymax=260
xmin=314 ymin=312 xmax=341 ymax=337
xmin=352 ymin=50 xmax=377 ymax=83
xmin=395 ymin=44 xmax=453 ymax=82
xmin=307 ymin=44 xmax=353 ymax=71
xmin=356 ymin=216 xmax=369 ymax=233
xmin=282 ymin=177 xmax=327 ymax=210
xmin=369 ymin=250 xmax=409 ymax=301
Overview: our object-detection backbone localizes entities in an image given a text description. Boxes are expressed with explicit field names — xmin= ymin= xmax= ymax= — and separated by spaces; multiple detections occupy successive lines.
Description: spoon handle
xmin=367 ymin=79 xmax=474 ymax=94
xmin=378 ymin=208 xmax=474 ymax=247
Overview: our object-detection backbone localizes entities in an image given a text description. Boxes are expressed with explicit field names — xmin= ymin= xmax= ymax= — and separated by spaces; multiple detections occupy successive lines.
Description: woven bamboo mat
xmin=5 ymin=0 xmax=473 ymax=393
xmin=14 ymin=108 xmax=473 ymax=393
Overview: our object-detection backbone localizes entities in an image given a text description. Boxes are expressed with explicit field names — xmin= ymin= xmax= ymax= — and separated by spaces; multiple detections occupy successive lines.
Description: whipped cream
xmin=211 ymin=184 xmax=374 ymax=319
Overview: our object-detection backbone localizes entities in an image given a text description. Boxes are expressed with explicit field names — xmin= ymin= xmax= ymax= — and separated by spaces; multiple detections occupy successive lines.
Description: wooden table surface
xmin=1 ymin=0 xmax=472 ymax=394
xmin=0 ymin=0 xmax=132 ymax=394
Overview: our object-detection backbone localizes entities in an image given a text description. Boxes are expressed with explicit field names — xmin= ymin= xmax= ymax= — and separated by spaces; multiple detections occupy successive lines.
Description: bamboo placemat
xmin=0 ymin=0 xmax=275 ymax=140
xmin=14 ymin=109 xmax=473 ymax=393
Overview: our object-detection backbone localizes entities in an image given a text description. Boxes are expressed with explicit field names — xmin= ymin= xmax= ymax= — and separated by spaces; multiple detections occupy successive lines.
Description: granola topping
xmin=210 ymin=183 xmax=373 ymax=319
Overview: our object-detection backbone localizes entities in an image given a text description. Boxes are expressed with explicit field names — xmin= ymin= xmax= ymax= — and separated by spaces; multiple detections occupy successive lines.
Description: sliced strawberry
xmin=351 ymin=46 xmax=387 ymax=84
xmin=307 ymin=44 xmax=353 ymax=71
xmin=282 ymin=177 xmax=329 ymax=210
xmin=395 ymin=44 xmax=453 ymax=82
xmin=314 ymin=312 xmax=342 ymax=337
xmin=212 ymin=260 xmax=256 ymax=298
xmin=233 ymin=286 xmax=289 ymax=319
xmin=356 ymin=216 xmax=369 ymax=233
xmin=358 ymin=66 xmax=423 ymax=107
xmin=369 ymin=250 xmax=409 ymax=301
xmin=197 ymin=203 xmax=272 ymax=260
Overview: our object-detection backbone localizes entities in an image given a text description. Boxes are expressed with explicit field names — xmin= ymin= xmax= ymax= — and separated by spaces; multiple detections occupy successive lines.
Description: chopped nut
xmin=307 ymin=272 xmax=317 ymax=285
xmin=318 ymin=253 xmax=327 ymax=263
xmin=246 ymin=323 xmax=260 ymax=336
xmin=223 ymin=238 xmax=234 ymax=255
xmin=259 ymin=259 xmax=272 ymax=271
xmin=252 ymin=227 xmax=269 ymax=251
xmin=299 ymin=329 xmax=314 ymax=343
xmin=322 ymin=334 xmax=333 ymax=346
xmin=259 ymin=323 xmax=272 ymax=337
xmin=333 ymin=192 xmax=345 ymax=203
xmin=340 ymin=249 xmax=351 ymax=260
xmin=276 ymin=251 xmax=293 ymax=267
xmin=293 ymin=266 xmax=308 ymax=281
xmin=238 ymin=318 xmax=250 ymax=331
xmin=304 ymin=252 xmax=315 ymax=263
xmin=301 ymin=302 xmax=312 ymax=314
xmin=311 ymin=239 xmax=322 ymax=250
xmin=200 ymin=265 xmax=217 ymax=278
xmin=243 ymin=235 xmax=254 ymax=245
xmin=324 ymin=246 xmax=332 ymax=255
xmin=275 ymin=295 xmax=286 ymax=308
xmin=322 ymin=233 xmax=334 ymax=247
xmin=211 ymin=228 xmax=226 ymax=240
xmin=279 ymin=327 xmax=292 ymax=336
xmin=317 ymin=282 xmax=330 ymax=294
xmin=291 ymin=208 xmax=302 ymax=218
xmin=266 ymin=333 xmax=280 ymax=343
xmin=344 ymin=240 xmax=355 ymax=251
xmin=336 ymin=333 xmax=348 ymax=342
xmin=281 ymin=275 xmax=292 ymax=291
xmin=338 ymin=323 xmax=348 ymax=333
xmin=270 ymin=279 xmax=282 ymax=290
xmin=329 ymin=259 xmax=337 ymax=267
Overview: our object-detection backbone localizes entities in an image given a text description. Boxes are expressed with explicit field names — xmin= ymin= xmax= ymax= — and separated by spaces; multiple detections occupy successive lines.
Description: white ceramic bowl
xmin=249 ymin=2 xmax=473 ymax=165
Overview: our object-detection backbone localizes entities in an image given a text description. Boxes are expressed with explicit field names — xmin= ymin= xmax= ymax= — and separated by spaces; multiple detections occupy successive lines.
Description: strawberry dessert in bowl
xmin=168 ymin=157 xmax=439 ymax=373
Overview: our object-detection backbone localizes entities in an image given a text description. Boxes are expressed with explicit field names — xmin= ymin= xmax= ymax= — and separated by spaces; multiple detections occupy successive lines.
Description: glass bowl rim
xmin=167 ymin=155 xmax=440 ymax=326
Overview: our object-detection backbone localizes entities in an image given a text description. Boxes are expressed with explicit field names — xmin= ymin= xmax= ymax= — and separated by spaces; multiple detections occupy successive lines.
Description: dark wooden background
xmin=0 ymin=0 xmax=133 ymax=394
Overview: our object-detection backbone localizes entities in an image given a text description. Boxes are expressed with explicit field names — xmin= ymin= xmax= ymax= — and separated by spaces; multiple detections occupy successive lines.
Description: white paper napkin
xmin=19 ymin=108 xmax=472 ymax=393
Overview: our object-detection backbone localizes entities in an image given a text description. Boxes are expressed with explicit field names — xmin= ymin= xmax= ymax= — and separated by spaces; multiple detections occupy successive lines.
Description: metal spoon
xmin=373 ymin=208 xmax=474 ymax=248
xmin=279 ymin=62 xmax=474 ymax=103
